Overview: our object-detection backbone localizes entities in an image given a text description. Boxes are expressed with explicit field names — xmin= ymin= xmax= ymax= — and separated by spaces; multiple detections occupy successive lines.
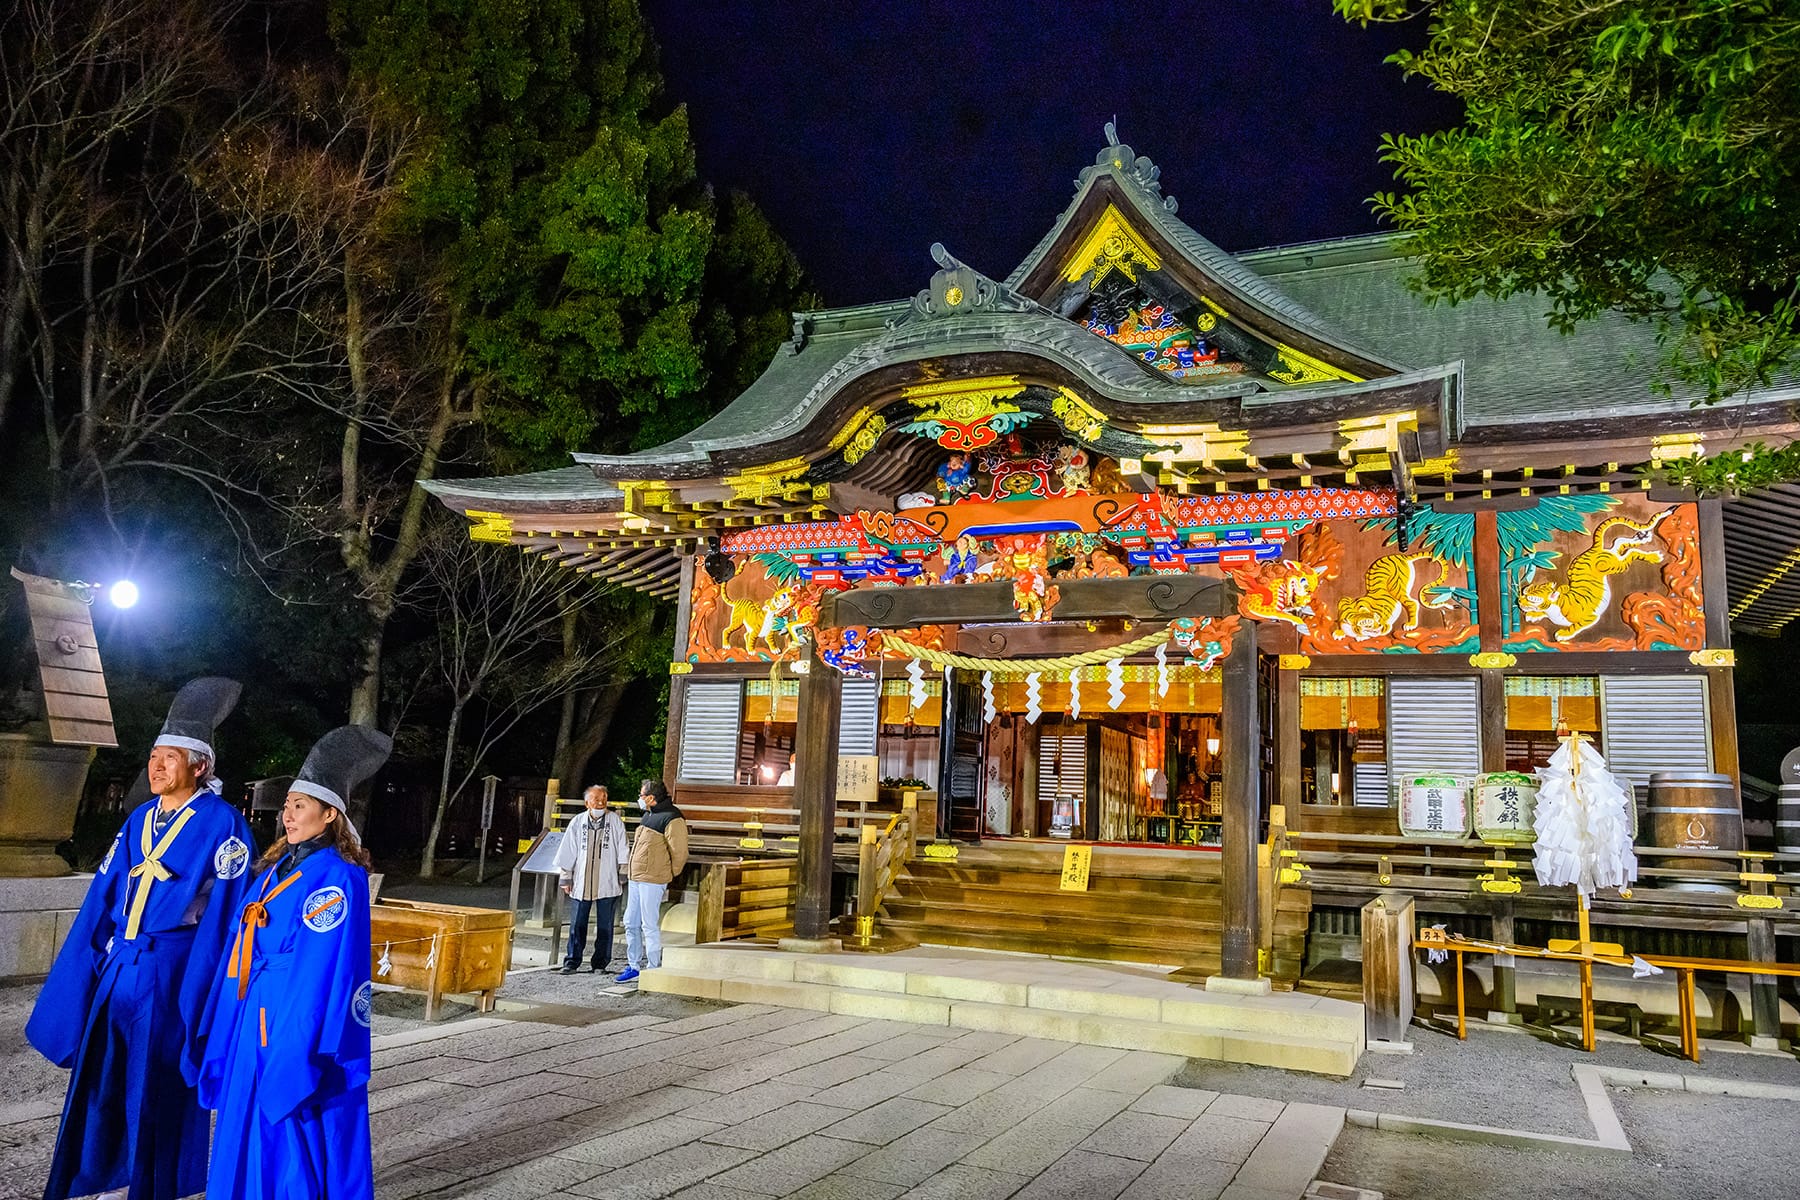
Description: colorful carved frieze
xmin=1501 ymin=496 xmax=1703 ymax=652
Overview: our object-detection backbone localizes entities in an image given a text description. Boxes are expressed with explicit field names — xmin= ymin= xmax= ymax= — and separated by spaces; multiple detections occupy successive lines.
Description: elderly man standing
xmin=553 ymin=785 xmax=627 ymax=975
xmin=27 ymin=677 xmax=255 ymax=1200
xmin=614 ymin=780 xmax=688 ymax=984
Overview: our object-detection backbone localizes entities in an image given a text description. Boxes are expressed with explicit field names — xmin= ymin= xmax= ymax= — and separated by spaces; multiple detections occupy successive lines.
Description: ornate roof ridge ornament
xmin=1087 ymin=121 xmax=1178 ymax=215
xmin=900 ymin=243 xmax=1045 ymax=325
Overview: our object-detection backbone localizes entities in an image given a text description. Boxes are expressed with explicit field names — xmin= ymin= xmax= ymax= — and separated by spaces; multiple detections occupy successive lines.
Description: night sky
xmin=646 ymin=2 xmax=1460 ymax=307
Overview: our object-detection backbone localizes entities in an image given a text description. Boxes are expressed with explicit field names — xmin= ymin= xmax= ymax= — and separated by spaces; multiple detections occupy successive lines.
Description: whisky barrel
xmin=1777 ymin=784 xmax=1800 ymax=857
xmin=1645 ymin=773 xmax=1741 ymax=892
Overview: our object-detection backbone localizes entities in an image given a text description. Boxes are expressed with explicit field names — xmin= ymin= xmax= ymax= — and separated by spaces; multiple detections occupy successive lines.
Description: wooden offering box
xmin=370 ymin=898 xmax=514 ymax=1020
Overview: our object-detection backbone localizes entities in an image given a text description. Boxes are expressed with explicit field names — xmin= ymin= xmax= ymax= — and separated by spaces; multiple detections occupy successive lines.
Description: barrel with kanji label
xmin=1474 ymin=772 xmax=1537 ymax=844
xmin=1400 ymin=774 xmax=1471 ymax=839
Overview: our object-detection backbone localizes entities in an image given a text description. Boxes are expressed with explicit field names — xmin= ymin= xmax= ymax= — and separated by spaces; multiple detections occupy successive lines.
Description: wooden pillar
xmin=1221 ymin=620 xmax=1261 ymax=979
xmin=1479 ymin=668 xmax=1507 ymax=774
xmin=793 ymin=640 xmax=842 ymax=941
xmin=1488 ymin=898 xmax=1519 ymax=1022
xmin=1746 ymin=917 xmax=1781 ymax=1043
xmin=1276 ymin=664 xmax=1301 ymax=814
xmin=662 ymin=556 xmax=697 ymax=789
xmin=1696 ymin=498 xmax=1741 ymax=796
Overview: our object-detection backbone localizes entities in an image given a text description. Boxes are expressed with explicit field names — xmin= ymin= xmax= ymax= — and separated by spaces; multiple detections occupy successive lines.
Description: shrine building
xmin=426 ymin=129 xmax=1800 ymax=991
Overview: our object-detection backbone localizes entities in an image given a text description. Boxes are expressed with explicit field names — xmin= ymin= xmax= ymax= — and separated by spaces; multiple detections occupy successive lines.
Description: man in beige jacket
xmin=615 ymin=779 xmax=688 ymax=983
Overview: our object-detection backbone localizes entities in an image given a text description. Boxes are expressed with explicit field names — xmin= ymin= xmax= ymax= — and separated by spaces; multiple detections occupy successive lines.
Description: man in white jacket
xmin=552 ymin=785 xmax=628 ymax=974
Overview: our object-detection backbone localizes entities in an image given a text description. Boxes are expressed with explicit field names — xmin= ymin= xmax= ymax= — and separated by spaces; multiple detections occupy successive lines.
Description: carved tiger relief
xmin=1518 ymin=511 xmax=1670 ymax=642
xmin=1336 ymin=553 xmax=1455 ymax=641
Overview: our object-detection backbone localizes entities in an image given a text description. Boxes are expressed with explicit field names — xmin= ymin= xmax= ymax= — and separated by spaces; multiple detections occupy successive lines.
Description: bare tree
xmin=411 ymin=518 xmax=627 ymax=878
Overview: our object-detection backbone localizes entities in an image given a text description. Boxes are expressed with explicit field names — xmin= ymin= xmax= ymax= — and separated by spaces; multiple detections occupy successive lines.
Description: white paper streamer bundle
xmin=1532 ymin=738 xmax=1638 ymax=897
xmin=1069 ymin=667 xmax=1083 ymax=720
xmin=1105 ymin=658 xmax=1125 ymax=710
xmin=1023 ymin=672 xmax=1042 ymax=724
xmin=1155 ymin=641 xmax=1170 ymax=698
xmin=981 ymin=671 xmax=997 ymax=724
xmin=906 ymin=658 xmax=928 ymax=713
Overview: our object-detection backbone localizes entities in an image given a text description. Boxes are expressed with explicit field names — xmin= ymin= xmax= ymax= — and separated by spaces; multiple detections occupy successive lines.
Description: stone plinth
xmin=0 ymin=873 xmax=93 ymax=978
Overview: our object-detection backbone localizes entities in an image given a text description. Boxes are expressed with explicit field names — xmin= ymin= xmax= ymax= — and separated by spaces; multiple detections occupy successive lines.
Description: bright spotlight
xmin=108 ymin=580 xmax=139 ymax=609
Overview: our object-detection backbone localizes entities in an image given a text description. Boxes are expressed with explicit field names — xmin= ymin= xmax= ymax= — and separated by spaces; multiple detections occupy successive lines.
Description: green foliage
xmin=330 ymin=0 xmax=716 ymax=459
xmin=1362 ymin=504 xmax=1475 ymax=565
xmin=1492 ymin=493 xmax=1616 ymax=559
xmin=1335 ymin=0 xmax=1800 ymax=486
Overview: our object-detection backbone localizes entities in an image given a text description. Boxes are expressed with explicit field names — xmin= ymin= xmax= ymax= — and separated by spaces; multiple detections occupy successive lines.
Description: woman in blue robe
xmin=198 ymin=725 xmax=390 ymax=1200
xmin=27 ymin=677 xmax=252 ymax=1200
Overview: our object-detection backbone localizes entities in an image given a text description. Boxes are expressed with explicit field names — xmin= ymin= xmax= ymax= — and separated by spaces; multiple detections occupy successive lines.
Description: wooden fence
xmin=693 ymin=858 xmax=797 ymax=943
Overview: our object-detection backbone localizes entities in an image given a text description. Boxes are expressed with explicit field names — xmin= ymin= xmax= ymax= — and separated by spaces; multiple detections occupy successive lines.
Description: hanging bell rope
xmin=881 ymin=625 xmax=1173 ymax=675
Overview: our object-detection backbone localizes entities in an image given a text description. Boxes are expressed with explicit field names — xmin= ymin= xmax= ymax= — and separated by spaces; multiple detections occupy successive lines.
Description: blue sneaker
xmin=616 ymin=967 xmax=640 ymax=983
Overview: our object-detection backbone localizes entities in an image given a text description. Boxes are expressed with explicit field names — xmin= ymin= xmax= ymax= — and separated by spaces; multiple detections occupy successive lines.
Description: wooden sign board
xmin=1060 ymin=844 xmax=1092 ymax=891
xmin=11 ymin=568 xmax=117 ymax=747
xmin=837 ymin=755 xmax=879 ymax=804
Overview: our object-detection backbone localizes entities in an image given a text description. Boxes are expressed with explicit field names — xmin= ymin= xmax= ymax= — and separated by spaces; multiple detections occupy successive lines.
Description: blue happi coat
xmin=26 ymin=791 xmax=255 ymax=1200
xmin=199 ymin=845 xmax=373 ymax=1200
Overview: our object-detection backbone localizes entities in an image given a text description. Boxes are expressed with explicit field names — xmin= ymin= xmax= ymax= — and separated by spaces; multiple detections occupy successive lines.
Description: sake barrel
xmin=1645 ymin=772 xmax=1742 ymax=892
xmin=1400 ymin=774 xmax=1471 ymax=839
xmin=1777 ymin=783 xmax=1800 ymax=857
xmin=1474 ymin=772 xmax=1538 ymax=844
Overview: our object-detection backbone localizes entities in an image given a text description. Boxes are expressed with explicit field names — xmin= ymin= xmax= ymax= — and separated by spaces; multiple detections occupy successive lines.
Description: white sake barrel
xmin=1474 ymin=772 xmax=1538 ymax=845
xmin=1400 ymin=774 xmax=1471 ymax=839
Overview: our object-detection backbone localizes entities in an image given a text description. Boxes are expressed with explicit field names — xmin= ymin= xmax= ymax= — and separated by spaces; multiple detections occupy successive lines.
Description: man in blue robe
xmin=27 ymin=678 xmax=255 ymax=1200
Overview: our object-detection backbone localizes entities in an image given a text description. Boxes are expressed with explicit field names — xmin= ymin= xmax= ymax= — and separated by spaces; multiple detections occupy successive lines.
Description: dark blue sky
xmin=646 ymin=2 xmax=1459 ymax=307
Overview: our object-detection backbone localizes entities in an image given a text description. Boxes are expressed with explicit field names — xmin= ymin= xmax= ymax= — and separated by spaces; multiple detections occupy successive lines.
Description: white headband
xmin=289 ymin=779 xmax=358 ymax=839
xmin=155 ymin=735 xmax=215 ymax=759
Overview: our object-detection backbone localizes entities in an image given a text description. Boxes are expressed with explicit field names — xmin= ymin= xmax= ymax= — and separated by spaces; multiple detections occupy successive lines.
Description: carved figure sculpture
xmin=1052 ymin=444 xmax=1091 ymax=493
xmin=719 ymin=596 xmax=770 ymax=655
xmin=760 ymin=586 xmax=822 ymax=652
xmin=1228 ymin=559 xmax=1330 ymax=635
xmin=992 ymin=534 xmax=1061 ymax=622
xmin=1336 ymin=553 xmax=1456 ymax=641
xmin=1170 ymin=617 xmax=1227 ymax=670
xmin=1518 ymin=511 xmax=1670 ymax=642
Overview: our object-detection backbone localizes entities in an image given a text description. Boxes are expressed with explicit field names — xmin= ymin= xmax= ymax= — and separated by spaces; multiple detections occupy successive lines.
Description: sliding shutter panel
xmin=1600 ymin=675 xmax=1711 ymax=791
xmin=838 ymin=678 xmax=879 ymax=757
xmin=1385 ymin=677 xmax=1482 ymax=801
xmin=678 ymin=681 xmax=742 ymax=783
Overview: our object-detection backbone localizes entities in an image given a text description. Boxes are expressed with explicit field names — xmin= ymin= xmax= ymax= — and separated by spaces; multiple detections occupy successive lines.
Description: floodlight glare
xmin=108 ymin=580 xmax=139 ymax=609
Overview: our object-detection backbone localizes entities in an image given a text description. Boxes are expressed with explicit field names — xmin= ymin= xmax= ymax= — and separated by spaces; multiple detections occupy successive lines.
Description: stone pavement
xmin=0 ymin=978 xmax=1344 ymax=1200
xmin=364 ymin=997 xmax=1344 ymax=1200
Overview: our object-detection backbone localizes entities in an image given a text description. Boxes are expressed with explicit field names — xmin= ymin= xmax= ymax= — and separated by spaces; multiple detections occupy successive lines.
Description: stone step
xmin=650 ymin=944 xmax=1363 ymax=1075
xmin=641 ymin=956 xmax=1360 ymax=1076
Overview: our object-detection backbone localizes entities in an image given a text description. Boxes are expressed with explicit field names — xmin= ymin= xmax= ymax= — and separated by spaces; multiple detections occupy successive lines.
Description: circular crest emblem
xmin=214 ymin=836 xmax=249 ymax=881
xmin=352 ymin=980 xmax=373 ymax=1028
xmin=302 ymin=885 xmax=348 ymax=933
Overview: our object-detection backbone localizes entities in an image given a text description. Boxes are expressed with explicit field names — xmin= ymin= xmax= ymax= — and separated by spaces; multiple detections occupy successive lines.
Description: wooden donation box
xmin=370 ymin=898 xmax=513 ymax=1020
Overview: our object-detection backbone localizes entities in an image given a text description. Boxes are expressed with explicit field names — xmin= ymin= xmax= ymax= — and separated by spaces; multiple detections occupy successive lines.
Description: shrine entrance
xmin=786 ymin=577 xmax=1267 ymax=979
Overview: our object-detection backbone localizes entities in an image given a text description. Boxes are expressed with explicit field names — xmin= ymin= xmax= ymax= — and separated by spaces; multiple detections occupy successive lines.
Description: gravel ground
xmin=1319 ymin=1090 xmax=1800 ymax=1200
xmin=1170 ymin=1019 xmax=1800 ymax=1139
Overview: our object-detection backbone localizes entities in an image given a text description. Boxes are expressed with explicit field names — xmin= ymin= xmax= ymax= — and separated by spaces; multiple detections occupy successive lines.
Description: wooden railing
xmin=661 ymin=785 xmax=939 ymax=857
xmin=1256 ymin=805 xmax=1307 ymax=972
xmin=855 ymin=797 xmax=919 ymax=929
xmin=694 ymin=858 xmax=797 ymax=943
xmin=1288 ymin=832 xmax=1800 ymax=906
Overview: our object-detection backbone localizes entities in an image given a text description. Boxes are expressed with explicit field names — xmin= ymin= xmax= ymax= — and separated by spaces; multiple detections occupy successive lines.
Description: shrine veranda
xmin=427 ymin=131 xmax=1800 ymax=983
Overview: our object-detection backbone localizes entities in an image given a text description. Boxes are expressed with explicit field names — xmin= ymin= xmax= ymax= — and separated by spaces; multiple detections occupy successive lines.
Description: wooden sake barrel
xmin=1777 ymin=784 xmax=1800 ymax=857
xmin=1645 ymin=773 xmax=1742 ymax=892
